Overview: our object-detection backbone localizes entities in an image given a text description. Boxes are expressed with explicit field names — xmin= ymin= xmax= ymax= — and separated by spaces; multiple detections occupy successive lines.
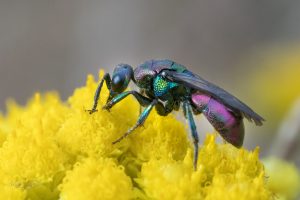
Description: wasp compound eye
xmin=111 ymin=64 xmax=134 ymax=93
xmin=112 ymin=74 xmax=125 ymax=92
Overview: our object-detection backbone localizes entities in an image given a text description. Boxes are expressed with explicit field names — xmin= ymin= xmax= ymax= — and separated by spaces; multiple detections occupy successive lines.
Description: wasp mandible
xmin=88 ymin=59 xmax=264 ymax=170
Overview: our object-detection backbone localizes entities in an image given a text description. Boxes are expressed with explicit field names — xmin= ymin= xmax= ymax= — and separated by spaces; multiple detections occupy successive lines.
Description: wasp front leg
xmin=103 ymin=91 xmax=152 ymax=111
xmin=87 ymin=73 xmax=112 ymax=114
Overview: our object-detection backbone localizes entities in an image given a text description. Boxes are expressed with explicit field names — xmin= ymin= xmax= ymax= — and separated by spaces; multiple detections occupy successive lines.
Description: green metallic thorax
xmin=153 ymin=75 xmax=178 ymax=97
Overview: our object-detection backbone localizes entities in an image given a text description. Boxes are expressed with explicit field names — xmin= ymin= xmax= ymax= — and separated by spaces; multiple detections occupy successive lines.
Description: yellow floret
xmin=59 ymin=158 xmax=133 ymax=200
xmin=0 ymin=183 xmax=26 ymax=200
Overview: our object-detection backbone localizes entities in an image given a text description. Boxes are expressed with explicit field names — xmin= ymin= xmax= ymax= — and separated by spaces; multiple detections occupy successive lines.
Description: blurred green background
xmin=0 ymin=1 xmax=299 ymax=166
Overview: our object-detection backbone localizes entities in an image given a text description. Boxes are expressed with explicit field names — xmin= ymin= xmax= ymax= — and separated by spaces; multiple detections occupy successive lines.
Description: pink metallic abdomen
xmin=191 ymin=92 xmax=244 ymax=147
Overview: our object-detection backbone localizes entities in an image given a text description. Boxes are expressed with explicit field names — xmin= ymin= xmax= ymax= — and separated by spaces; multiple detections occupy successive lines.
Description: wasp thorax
xmin=111 ymin=64 xmax=133 ymax=93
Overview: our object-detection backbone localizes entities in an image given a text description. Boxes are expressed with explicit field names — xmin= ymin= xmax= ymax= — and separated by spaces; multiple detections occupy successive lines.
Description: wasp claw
xmin=102 ymin=104 xmax=112 ymax=111
xmin=86 ymin=109 xmax=98 ymax=114
xmin=112 ymin=137 xmax=122 ymax=144
xmin=112 ymin=140 xmax=118 ymax=145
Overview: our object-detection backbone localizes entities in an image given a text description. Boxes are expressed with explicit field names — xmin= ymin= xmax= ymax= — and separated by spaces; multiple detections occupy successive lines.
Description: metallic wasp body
xmin=88 ymin=59 xmax=264 ymax=169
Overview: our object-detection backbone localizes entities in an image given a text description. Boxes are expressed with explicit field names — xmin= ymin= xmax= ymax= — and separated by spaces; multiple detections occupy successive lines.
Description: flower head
xmin=0 ymin=71 xmax=276 ymax=199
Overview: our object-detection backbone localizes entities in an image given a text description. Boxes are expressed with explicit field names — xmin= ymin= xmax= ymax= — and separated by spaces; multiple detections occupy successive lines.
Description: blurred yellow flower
xmin=245 ymin=45 xmax=300 ymax=125
xmin=263 ymin=157 xmax=300 ymax=200
xmin=0 ymin=71 xmax=282 ymax=199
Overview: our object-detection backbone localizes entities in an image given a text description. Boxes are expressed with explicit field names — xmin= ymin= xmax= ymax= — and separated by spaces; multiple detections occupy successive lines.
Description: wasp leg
xmin=103 ymin=91 xmax=152 ymax=111
xmin=87 ymin=73 xmax=111 ymax=114
xmin=112 ymin=99 xmax=158 ymax=144
xmin=183 ymin=101 xmax=199 ymax=170
xmin=139 ymin=89 xmax=147 ymax=114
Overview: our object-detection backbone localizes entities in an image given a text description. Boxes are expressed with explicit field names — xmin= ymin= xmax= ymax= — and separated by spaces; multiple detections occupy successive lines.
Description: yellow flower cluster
xmin=0 ymin=72 xmax=274 ymax=199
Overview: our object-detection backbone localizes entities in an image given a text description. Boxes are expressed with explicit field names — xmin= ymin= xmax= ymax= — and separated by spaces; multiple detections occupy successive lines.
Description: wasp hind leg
xmin=112 ymin=100 xmax=158 ymax=144
xmin=183 ymin=101 xmax=200 ymax=170
xmin=87 ymin=73 xmax=112 ymax=114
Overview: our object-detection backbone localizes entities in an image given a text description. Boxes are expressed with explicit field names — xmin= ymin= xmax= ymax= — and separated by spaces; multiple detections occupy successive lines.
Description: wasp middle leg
xmin=183 ymin=101 xmax=200 ymax=170
xmin=112 ymin=99 xmax=158 ymax=144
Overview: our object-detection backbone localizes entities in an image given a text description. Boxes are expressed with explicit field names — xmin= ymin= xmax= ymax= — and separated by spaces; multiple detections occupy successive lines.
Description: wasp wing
xmin=164 ymin=70 xmax=264 ymax=125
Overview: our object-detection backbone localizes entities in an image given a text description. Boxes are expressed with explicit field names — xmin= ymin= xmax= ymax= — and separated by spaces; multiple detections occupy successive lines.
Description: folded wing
xmin=164 ymin=70 xmax=264 ymax=125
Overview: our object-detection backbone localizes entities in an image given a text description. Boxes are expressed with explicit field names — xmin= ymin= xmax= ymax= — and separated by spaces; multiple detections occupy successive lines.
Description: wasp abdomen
xmin=191 ymin=92 xmax=244 ymax=147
